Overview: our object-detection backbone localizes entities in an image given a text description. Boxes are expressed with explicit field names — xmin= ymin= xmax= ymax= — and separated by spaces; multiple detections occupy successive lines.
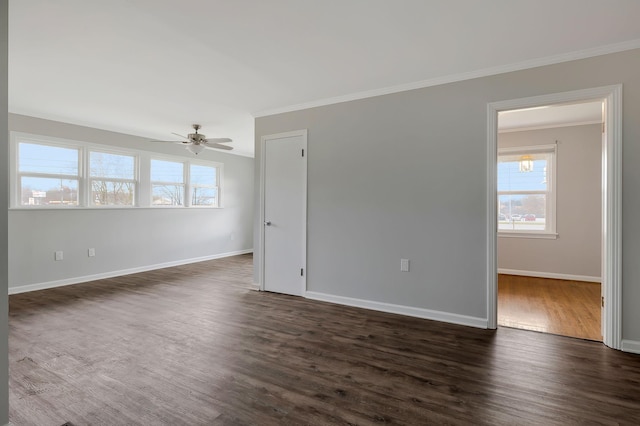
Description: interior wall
xmin=254 ymin=48 xmax=640 ymax=340
xmin=0 ymin=0 xmax=8 ymax=422
xmin=8 ymin=114 xmax=254 ymax=292
xmin=497 ymin=124 xmax=602 ymax=279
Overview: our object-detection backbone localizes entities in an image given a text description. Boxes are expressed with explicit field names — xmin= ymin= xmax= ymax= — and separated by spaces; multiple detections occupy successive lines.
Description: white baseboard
xmin=498 ymin=268 xmax=601 ymax=283
xmin=305 ymin=291 xmax=487 ymax=329
xmin=9 ymin=249 xmax=253 ymax=295
xmin=621 ymin=339 xmax=640 ymax=355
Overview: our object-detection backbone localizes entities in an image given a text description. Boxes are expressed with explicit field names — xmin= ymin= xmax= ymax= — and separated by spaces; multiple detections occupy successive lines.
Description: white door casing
xmin=260 ymin=130 xmax=307 ymax=296
xmin=487 ymin=85 xmax=622 ymax=349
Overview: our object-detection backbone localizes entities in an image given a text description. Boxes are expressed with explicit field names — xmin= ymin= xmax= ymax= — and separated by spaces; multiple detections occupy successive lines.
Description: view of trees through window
xmin=151 ymin=159 xmax=185 ymax=206
xmin=190 ymin=164 xmax=218 ymax=206
xmin=90 ymin=151 xmax=135 ymax=206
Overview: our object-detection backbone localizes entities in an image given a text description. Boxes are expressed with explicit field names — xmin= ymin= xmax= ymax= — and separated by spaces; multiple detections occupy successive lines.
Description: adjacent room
xmin=496 ymin=102 xmax=603 ymax=341
xmin=1 ymin=1 xmax=640 ymax=424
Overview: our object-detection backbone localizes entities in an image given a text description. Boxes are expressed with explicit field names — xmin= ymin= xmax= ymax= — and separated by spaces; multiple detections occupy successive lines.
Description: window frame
xmin=149 ymin=158 xmax=187 ymax=207
xmin=10 ymin=132 xmax=224 ymax=210
xmin=497 ymin=144 xmax=557 ymax=239
xmin=87 ymin=148 xmax=139 ymax=208
xmin=12 ymin=135 xmax=83 ymax=208
xmin=187 ymin=161 xmax=220 ymax=208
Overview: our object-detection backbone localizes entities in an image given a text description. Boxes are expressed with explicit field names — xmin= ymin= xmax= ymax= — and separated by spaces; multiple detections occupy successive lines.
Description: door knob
xmin=264 ymin=221 xmax=272 ymax=226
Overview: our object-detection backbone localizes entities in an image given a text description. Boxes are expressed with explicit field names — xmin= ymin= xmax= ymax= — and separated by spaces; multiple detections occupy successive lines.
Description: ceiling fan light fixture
xmin=187 ymin=143 xmax=205 ymax=155
xmin=150 ymin=124 xmax=233 ymax=153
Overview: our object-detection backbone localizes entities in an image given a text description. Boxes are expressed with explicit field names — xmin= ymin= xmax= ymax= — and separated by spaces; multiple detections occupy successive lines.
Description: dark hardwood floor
xmin=9 ymin=254 xmax=640 ymax=425
xmin=498 ymin=274 xmax=602 ymax=341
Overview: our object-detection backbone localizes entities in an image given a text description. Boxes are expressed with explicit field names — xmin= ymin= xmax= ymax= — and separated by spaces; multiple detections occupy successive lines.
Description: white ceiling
xmin=498 ymin=101 xmax=603 ymax=132
xmin=9 ymin=1 xmax=640 ymax=157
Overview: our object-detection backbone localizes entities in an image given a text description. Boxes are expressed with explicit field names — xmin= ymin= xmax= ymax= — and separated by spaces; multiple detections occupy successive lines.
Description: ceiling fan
xmin=151 ymin=124 xmax=233 ymax=154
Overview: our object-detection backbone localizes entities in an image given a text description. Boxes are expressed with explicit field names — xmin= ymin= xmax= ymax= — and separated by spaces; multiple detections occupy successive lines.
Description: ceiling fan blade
xmin=171 ymin=132 xmax=189 ymax=140
xmin=149 ymin=140 xmax=184 ymax=143
xmin=205 ymin=143 xmax=233 ymax=151
xmin=151 ymin=130 xmax=229 ymax=150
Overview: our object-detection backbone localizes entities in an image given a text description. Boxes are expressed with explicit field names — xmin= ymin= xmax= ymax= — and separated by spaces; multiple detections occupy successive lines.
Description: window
xmin=18 ymin=142 xmax=80 ymax=206
xmin=151 ymin=159 xmax=185 ymax=206
xmin=89 ymin=151 xmax=136 ymax=206
xmin=11 ymin=133 xmax=224 ymax=209
xmin=498 ymin=144 xmax=556 ymax=238
xmin=190 ymin=164 xmax=218 ymax=207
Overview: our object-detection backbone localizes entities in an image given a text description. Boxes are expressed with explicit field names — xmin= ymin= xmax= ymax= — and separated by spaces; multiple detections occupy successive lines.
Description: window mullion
xmin=185 ymin=161 xmax=191 ymax=207
xmin=217 ymin=165 xmax=222 ymax=208
xmin=80 ymin=146 xmax=88 ymax=207
xmin=138 ymin=153 xmax=150 ymax=207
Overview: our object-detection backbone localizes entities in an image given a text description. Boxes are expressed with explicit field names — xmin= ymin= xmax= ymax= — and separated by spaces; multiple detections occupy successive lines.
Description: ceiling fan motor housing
xmin=188 ymin=133 xmax=206 ymax=143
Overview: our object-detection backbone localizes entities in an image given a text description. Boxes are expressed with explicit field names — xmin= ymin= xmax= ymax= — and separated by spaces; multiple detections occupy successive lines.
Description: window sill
xmin=498 ymin=232 xmax=558 ymax=240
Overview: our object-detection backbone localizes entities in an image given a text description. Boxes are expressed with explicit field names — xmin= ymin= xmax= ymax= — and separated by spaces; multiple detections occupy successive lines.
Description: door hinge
xmin=602 ymin=122 xmax=605 ymax=133
xmin=602 ymin=296 xmax=604 ymax=307
xmin=302 ymin=148 xmax=305 ymax=157
xmin=301 ymin=268 xmax=304 ymax=276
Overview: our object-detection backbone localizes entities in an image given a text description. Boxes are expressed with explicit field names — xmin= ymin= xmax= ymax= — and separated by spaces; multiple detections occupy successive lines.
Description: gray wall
xmin=254 ymin=48 xmax=640 ymax=341
xmin=498 ymin=124 xmax=602 ymax=279
xmin=0 ymin=0 xmax=8 ymax=422
xmin=9 ymin=114 xmax=254 ymax=291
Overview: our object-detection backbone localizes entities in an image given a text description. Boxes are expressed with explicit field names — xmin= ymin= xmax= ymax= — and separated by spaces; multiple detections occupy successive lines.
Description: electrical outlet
xmin=55 ymin=251 xmax=64 ymax=261
xmin=400 ymin=258 xmax=409 ymax=272
xmin=88 ymin=248 xmax=96 ymax=257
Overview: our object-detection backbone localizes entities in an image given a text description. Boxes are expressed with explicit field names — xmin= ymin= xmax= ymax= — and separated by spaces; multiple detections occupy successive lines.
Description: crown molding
xmin=254 ymin=38 xmax=640 ymax=118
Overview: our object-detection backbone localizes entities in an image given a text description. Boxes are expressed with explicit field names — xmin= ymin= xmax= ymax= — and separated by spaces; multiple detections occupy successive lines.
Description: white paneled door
xmin=261 ymin=130 xmax=307 ymax=296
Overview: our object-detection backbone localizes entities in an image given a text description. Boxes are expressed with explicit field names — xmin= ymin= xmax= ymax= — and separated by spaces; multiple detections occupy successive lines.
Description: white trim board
xmin=621 ymin=340 xmax=640 ymax=355
xmin=253 ymin=39 xmax=640 ymax=118
xmin=498 ymin=269 xmax=601 ymax=283
xmin=305 ymin=291 xmax=487 ymax=329
xmin=8 ymin=249 xmax=254 ymax=295
xmin=487 ymin=84 xmax=622 ymax=350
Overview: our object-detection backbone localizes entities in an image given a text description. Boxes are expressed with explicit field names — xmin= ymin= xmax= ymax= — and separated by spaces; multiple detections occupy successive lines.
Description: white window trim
xmin=10 ymin=132 xmax=224 ymax=210
xmin=497 ymin=143 xmax=557 ymax=239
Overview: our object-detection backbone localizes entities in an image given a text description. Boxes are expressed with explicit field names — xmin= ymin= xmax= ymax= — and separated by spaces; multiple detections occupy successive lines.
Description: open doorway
xmin=487 ymin=85 xmax=622 ymax=350
xmin=496 ymin=101 xmax=603 ymax=341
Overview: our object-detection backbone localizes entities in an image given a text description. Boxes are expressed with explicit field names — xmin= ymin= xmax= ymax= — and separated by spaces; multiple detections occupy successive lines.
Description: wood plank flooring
xmin=9 ymin=254 xmax=640 ymax=425
xmin=498 ymin=274 xmax=601 ymax=341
